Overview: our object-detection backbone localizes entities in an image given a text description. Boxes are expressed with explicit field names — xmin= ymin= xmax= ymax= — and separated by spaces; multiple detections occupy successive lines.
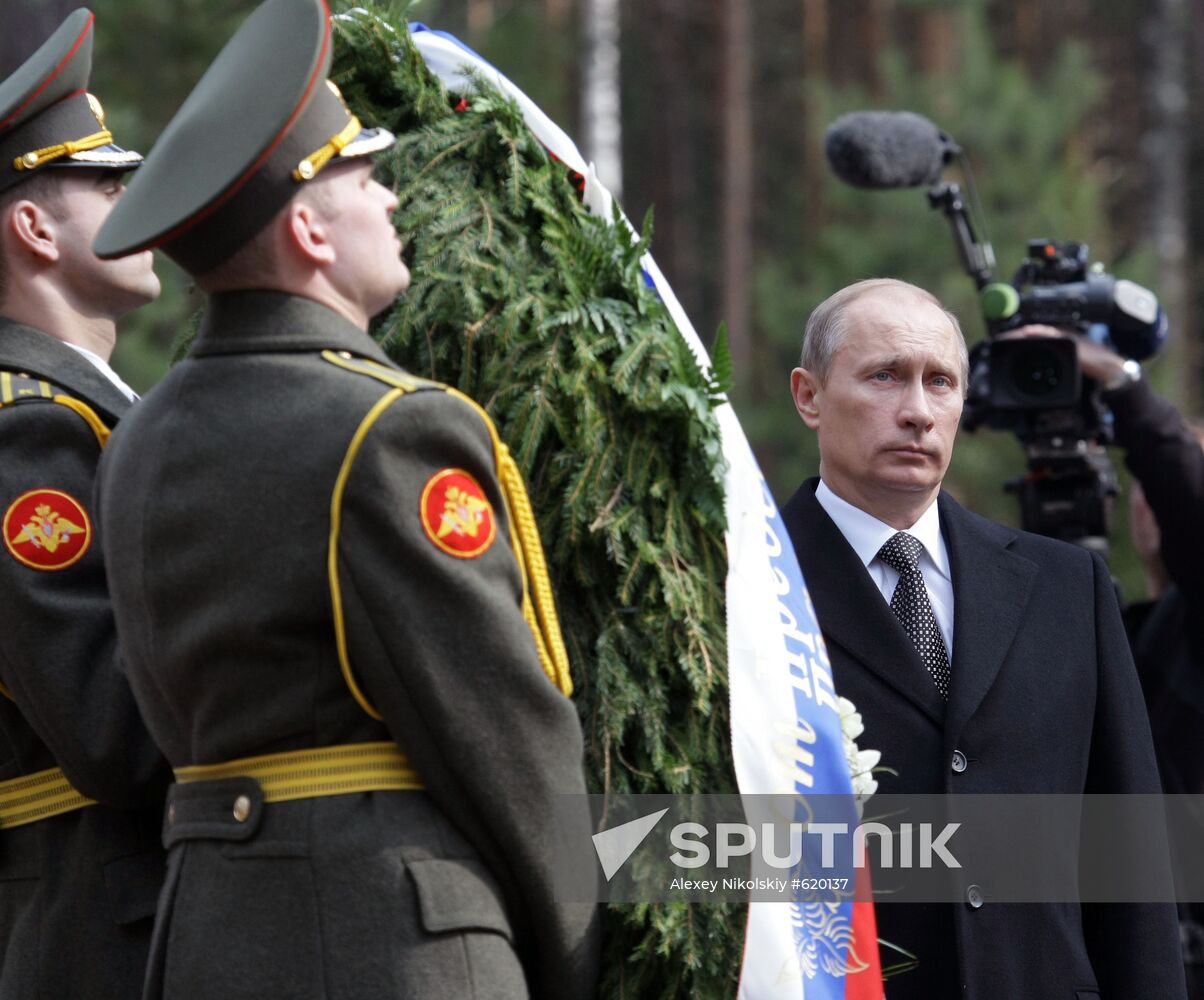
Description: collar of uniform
xmin=190 ymin=290 xmax=394 ymax=364
xmin=0 ymin=315 xmax=132 ymax=421
xmin=815 ymin=478 xmax=951 ymax=583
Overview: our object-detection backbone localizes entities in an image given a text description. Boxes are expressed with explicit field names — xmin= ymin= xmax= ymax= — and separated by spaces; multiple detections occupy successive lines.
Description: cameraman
xmin=1017 ymin=324 xmax=1204 ymax=998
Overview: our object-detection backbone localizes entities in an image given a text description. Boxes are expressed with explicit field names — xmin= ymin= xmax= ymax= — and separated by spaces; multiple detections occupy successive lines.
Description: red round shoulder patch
xmin=420 ymin=469 xmax=497 ymax=559
xmin=3 ymin=488 xmax=93 ymax=571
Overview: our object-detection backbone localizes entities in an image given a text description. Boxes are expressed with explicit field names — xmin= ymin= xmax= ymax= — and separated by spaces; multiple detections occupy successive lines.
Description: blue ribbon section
xmin=763 ymin=478 xmax=859 ymax=997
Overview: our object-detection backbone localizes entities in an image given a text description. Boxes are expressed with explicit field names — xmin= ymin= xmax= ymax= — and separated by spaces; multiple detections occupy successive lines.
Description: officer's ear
xmin=791 ymin=367 xmax=823 ymax=429
xmin=283 ymin=198 xmax=336 ymax=267
xmin=6 ymin=197 xmax=60 ymax=264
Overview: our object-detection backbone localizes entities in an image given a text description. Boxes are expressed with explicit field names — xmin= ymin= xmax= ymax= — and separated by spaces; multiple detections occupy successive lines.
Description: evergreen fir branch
xmin=707 ymin=323 xmax=735 ymax=403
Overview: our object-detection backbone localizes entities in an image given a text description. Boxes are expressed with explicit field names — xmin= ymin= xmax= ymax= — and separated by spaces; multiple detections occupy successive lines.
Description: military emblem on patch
xmin=420 ymin=469 xmax=496 ymax=558
xmin=3 ymin=489 xmax=92 ymax=571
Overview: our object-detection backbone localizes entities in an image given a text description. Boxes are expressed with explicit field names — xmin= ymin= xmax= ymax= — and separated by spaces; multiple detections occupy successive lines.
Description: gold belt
xmin=173 ymin=741 xmax=424 ymax=803
xmin=0 ymin=766 xmax=97 ymax=829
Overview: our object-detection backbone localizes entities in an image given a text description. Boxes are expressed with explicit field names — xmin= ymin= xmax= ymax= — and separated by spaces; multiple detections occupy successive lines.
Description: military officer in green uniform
xmin=92 ymin=0 xmax=599 ymax=996
xmin=0 ymin=9 xmax=168 ymax=998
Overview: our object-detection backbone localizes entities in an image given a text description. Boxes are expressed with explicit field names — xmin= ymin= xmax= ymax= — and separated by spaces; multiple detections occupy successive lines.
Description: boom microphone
xmin=825 ymin=111 xmax=960 ymax=189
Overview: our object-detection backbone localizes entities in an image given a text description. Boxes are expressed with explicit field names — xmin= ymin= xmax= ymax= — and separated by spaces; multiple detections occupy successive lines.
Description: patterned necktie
xmin=877 ymin=531 xmax=951 ymax=700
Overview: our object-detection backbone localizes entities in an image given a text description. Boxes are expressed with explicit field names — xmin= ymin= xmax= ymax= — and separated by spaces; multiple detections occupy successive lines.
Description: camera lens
xmin=986 ymin=336 xmax=1078 ymax=410
xmin=1008 ymin=344 xmax=1063 ymax=399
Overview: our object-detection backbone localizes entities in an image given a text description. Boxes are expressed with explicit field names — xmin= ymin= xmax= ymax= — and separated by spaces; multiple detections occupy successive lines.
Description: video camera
xmin=824 ymin=111 xmax=1168 ymax=553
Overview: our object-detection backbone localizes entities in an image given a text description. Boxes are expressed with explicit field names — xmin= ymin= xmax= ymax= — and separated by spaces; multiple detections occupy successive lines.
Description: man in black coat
xmin=90 ymin=1 xmax=599 ymax=997
xmin=0 ymin=9 xmax=167 ymax=999
xmin=779 ymin=277 xmax=1185 ymax=999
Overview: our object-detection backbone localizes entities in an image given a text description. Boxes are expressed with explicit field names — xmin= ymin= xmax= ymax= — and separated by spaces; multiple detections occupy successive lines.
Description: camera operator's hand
xmin=1006 ymin=324 xmax=1129 ymax=384
xmin=1004 ymin=324 xmax=1204 ymax=609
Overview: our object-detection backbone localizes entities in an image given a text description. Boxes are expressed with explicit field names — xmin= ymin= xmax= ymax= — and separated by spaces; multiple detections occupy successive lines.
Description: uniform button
xmin=951 ymin=750 xmax=968 ymax=773
xmin=167 ymin=804 xmax=176 ymax=824
xmin=966 ymin=884 xmax=985 ymax=909
xmin=232 ymin=794 xmax=252 ymax=822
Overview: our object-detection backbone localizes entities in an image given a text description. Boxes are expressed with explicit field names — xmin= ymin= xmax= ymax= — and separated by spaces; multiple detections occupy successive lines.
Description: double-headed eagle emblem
xmin=11 ymin=502 xmax=85 ymax=554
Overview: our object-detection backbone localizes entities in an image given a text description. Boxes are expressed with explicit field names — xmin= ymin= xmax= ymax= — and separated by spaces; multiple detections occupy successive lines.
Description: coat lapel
xmin=781 ymin=479 xmax=946 ymax=727
xmin=0 ymin=319 xmax=132 ymax=422
xmin=938 ymin=493 xmax=1038 ymax=739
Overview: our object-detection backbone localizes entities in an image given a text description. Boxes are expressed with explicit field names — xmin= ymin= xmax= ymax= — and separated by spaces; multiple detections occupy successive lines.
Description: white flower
xmin=837 ymin=696 xmax=880 ymax=816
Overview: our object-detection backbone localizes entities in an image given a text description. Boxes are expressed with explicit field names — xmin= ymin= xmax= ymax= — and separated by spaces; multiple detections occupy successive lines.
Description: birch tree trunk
xmin=582 ymin=0 xmax=623 ymax=199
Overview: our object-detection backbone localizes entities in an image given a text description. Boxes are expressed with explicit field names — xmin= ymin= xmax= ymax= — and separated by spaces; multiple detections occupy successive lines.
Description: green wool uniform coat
xmin=96 ymin=291 xmax=599 ymax=1000
xmin=0 ymin=320 xmax=167 ymax=1000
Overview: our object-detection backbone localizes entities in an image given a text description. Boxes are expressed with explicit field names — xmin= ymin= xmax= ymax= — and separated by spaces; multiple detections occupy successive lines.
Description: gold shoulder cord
xmin=444 ymin=387 xmax=574 ymax=698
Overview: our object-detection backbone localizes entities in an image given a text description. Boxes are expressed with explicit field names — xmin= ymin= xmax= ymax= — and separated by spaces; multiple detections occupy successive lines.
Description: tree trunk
xmin=635 ymin=0 xmax=703 ymax=322
xmin=545 ymin=0 xmax=573 ymax=27
xmin=1147 ymin=0 xmax=1193 ymax=407
xmin=801 ymin=0 xmax=829 ymax=237
xmin=721 ymin=0 xmax=753 ymax=376
xmin=582 ymin=0 xmax=623 ymax=198
xmin=914 ymin=3 xmax=956 ymax=79
xmin=466 ymin=0 xmax=496 ymax=48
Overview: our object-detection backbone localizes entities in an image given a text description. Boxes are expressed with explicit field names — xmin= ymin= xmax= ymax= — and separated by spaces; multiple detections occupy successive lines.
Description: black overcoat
xmin=781 ymin=477 xmax=1186 ymax=1000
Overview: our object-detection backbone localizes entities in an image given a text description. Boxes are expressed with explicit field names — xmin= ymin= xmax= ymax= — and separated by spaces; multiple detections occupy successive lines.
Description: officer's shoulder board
xmin=0 ymin=370 xmax=56 ymax=405
xmin=0 ymin=369 xmax=111 ymax=448
xmin=319 ymin=350 xmax=444 ymax=395
xmin=319 ymin=350 xmax=504 ymax=447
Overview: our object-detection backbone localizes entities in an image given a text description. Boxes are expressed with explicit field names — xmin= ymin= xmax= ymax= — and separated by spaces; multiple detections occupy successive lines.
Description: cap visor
xmin=63 ymin=143 xmax=143 ymax=167
xmin=338 ymin=126 xmax=394 ymax=161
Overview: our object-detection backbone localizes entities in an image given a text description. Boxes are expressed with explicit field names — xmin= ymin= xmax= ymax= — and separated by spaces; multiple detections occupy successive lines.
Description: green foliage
xmin=332 ymin=5 xmax=739 ymax=995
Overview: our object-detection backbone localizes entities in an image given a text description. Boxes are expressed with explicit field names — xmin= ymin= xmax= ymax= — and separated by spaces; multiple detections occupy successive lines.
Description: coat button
xmin=966 ymin=884 xmax=985 ymax=909
xmin=951 ymin=750 xmax=968 ymax=773
xmin=232 ymin=794 xmax=252 ymax=822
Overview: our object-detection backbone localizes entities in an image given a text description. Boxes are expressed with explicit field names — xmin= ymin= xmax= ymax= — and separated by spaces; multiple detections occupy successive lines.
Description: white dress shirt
xmin=63 ymin=342 xmax=139 ymax=403
xmin=815 ymin=479 xmax=955 ymax=663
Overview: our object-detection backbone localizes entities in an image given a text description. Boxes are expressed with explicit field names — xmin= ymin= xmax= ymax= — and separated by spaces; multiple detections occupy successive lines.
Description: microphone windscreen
xmin=825 ymin=111 xmax=955 ymax=189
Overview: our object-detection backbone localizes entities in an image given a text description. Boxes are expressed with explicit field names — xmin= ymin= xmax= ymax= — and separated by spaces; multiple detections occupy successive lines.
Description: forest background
xmin=3 ymin=0 xmax=1201 ymax=601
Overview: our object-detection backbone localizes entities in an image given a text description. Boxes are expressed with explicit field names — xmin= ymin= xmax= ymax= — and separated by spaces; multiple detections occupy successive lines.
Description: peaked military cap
xmin=92 ymin=0 xmax=394 ymax=275
xmin=0 ymin=8 xmax=141 ymax=194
